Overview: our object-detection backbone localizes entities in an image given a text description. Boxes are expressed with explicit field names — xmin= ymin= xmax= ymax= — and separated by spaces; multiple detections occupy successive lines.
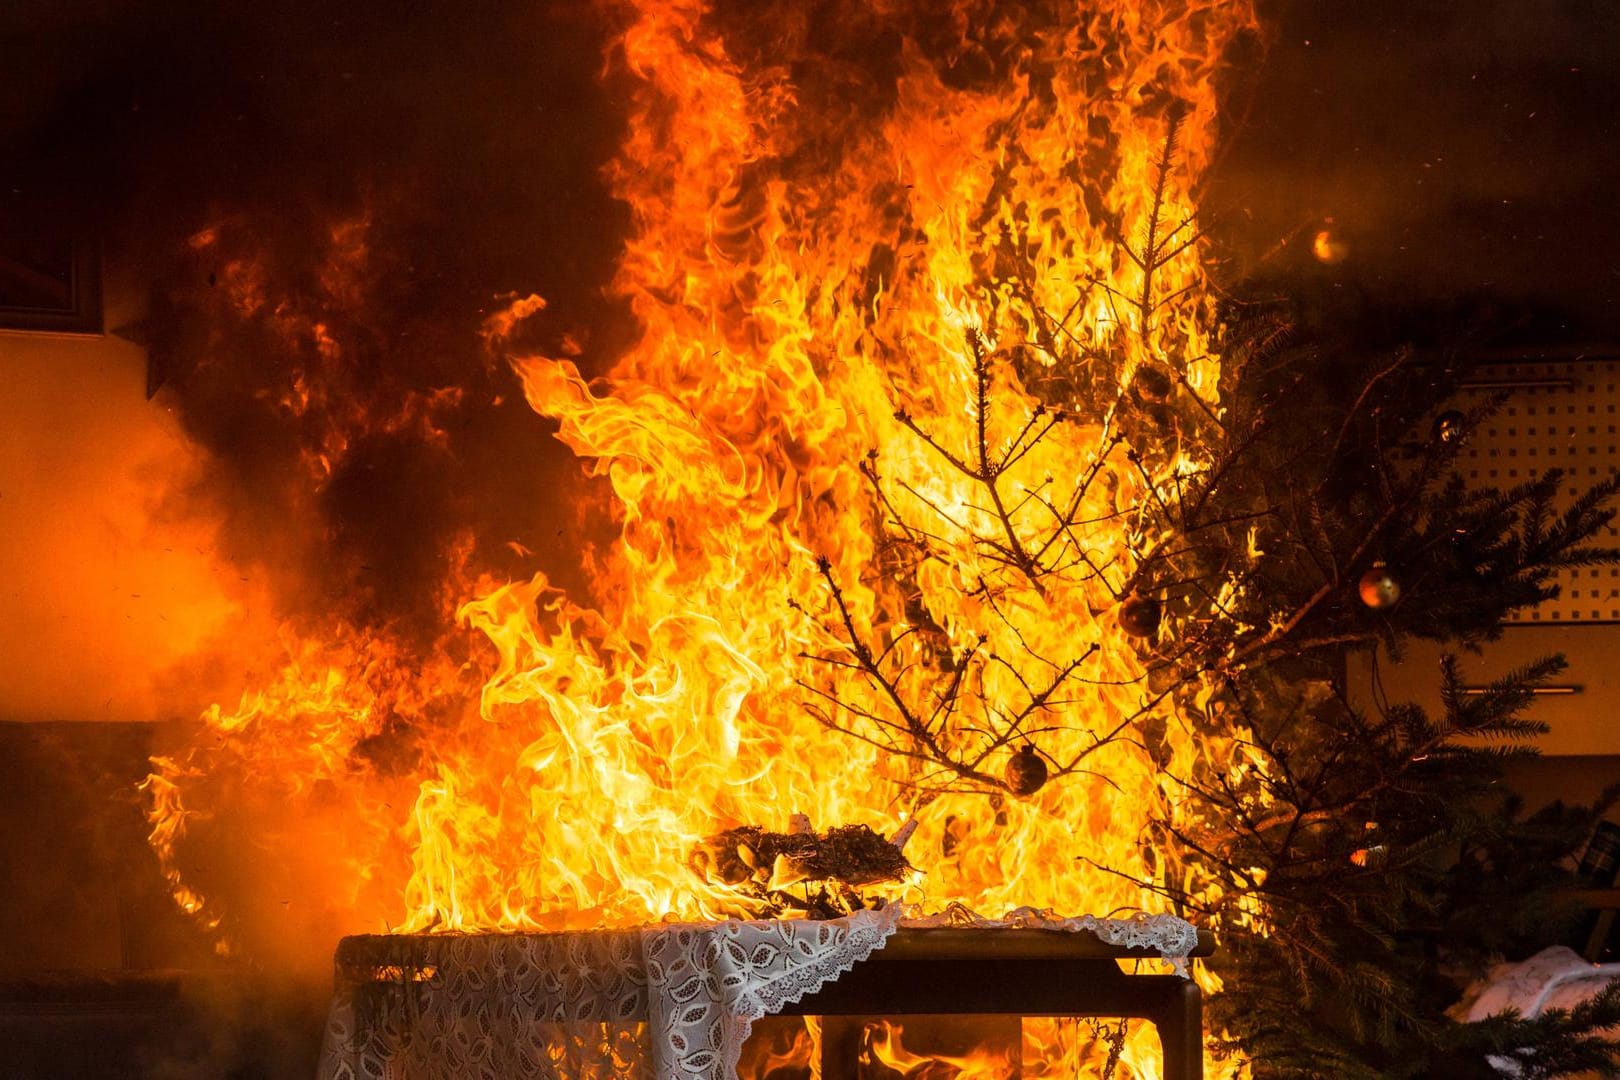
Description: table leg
xmin=1154 ymin=977 xmax=1203 ymax=1080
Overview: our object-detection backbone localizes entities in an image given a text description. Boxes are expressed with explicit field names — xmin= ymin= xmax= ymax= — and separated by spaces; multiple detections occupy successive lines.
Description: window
xmin=0 ymin=208 xmax=102 ymax=335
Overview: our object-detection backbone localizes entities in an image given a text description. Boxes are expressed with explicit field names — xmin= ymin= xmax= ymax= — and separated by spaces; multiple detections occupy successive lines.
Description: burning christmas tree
xmin=137 ymin=0 xmax=1620 ymax=1075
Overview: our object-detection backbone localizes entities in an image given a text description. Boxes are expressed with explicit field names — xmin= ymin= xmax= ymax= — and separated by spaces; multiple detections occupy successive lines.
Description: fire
xmin=145 ymin=0 xmax=1263 ymax=1073
xmin=866 ymin=1019 xmax=1015 ymax=1078
xmin=733 ymin=1017 xmax=818 ymax=1078
xmin=727 ymin=1017 xmax=1175 ymax=1079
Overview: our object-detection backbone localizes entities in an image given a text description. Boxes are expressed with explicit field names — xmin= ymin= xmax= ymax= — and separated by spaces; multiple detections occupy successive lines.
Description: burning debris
xmin=689 ymin=816 xmax=917 ymax=918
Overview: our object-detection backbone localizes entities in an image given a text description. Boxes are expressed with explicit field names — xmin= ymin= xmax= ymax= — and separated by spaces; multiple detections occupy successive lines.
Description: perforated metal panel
xmin=1460 ymin=356 xmax=1620 ymax=624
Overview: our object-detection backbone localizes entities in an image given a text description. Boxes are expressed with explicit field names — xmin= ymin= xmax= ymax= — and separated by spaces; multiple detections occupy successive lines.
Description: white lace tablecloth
xmin=316 ymin=906 xmax=1198 ymax=1080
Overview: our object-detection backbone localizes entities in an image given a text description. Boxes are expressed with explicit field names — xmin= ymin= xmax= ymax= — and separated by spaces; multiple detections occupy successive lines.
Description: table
xmin=316 ymin=909 xmax=1213 ymax=1080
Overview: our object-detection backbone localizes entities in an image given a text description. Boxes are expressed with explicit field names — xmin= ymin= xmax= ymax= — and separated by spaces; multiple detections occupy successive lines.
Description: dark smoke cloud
xmin=3 ymin=0 xmax=632 ymax=640
xmin=12 ymin=0 xmax=1615 ymax=647
xmin=3 ymin=10 xmax=652 ymax=1048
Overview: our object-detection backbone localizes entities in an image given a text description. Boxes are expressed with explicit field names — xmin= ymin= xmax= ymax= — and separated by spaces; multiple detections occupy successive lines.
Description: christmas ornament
xmin=1349 ymin=844 xmax=1388 ymax=868
xmin=1352 ymin=820 xmax=1387 ymax=867
xmin=1118 ymin=594 xmax=1163 ymax=637
xmin=1311 ymin=227 xmax=1349 ymax=264
xmin=1004 ymin=744 xmax=1049 ymax=796
xmin=1357 ymin=562 xmax=1401 ymax=609
xmin=1431 ymin=410 xmax=1467 ymax=445
xmin=1133 ymin=364 xmax=1174 ymax=404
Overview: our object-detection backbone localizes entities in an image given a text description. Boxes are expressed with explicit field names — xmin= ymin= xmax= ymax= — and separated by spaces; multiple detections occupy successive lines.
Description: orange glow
xmin=1311 ymin=226 xmax=1348 ymax=264
xmin=145 ymin=0 xmax=1262 ymax=1075
xmin=0 ymin=325 xmax=257 ymax=724
xmin=867 ymin=1019 xmax=1015 ymax=1078
xmin=733 ymin=1018 xmax=817 ymax=1077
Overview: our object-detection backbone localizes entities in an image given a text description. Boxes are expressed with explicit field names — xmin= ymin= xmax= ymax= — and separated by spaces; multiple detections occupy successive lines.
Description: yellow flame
xmin=146 ymin=1 xmax=1263 ymax=1075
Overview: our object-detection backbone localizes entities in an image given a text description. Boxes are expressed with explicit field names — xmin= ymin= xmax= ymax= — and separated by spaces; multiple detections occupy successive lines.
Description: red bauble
xmin=1357 ymin=563 xmax=1401 ymax=610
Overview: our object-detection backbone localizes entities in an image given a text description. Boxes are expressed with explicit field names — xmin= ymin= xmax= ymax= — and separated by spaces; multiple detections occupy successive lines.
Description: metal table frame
xmin=773 ymin=927 xmax=1215 ymax=1080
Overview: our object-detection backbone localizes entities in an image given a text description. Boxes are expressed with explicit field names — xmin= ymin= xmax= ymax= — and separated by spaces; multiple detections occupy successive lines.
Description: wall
xmin=0 ymin=259 xmax=243 ymax=723
xmin=1354 ymin=626 xmax=1620 ymax=757
xmin=1348 ymin=354 xmax=1620 ymax=757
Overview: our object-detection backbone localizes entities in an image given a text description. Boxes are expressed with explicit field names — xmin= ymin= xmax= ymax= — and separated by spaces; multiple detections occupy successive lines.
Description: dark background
xmin=1207 ymin=0 xmax=1620 ymax=344
xmin=4 ymin=0 xmax=1618 ymax=340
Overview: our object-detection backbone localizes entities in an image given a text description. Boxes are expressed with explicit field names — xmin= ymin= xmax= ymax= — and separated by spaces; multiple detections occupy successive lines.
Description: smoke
xmin=5 ymin=0 xmax=633 ymax=650
xmin=9 ymin=0 xmax=1612 ymax=678
xmin=1 ymin=0 xmax=642 ymax=1058
xmin=5 ymin=3 xmax=1615 ymax=662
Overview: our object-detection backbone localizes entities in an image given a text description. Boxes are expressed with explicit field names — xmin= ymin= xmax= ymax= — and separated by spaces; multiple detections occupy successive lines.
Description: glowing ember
xmin=145 ymin=0 xmax=1262 ymax=1073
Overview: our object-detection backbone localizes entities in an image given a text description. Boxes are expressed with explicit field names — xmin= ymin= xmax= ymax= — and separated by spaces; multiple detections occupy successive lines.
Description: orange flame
xmin=866 ymin=1019 xmax=1015 ymax=1079
xmin=146 ymin=0 xmax=1261 ymax=1074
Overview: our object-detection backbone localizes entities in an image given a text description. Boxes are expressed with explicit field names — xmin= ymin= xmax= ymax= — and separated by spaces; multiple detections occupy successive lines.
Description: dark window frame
xmin=0 ymin=234 xmax=103 ymax=335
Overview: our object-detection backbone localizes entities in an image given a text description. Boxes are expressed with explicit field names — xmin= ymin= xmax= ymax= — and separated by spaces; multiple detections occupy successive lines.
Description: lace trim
xmin=735 ymin=904 xmax=903 ymax=1018
xmin=721 ymin=904 xmax=902 ymax=1079
xmin=642 ymin=905 xmax=903 ymax=1079
xmin=903 ymin=904 xmax=1201 ymax=976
